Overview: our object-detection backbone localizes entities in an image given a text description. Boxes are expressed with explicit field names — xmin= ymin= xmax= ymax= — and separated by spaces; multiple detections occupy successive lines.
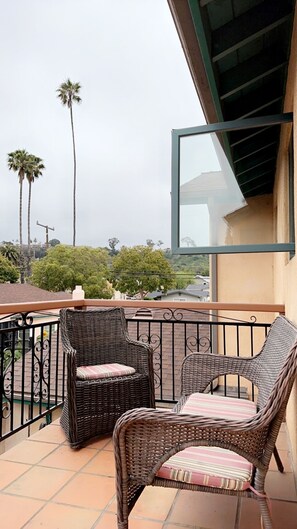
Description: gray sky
xmin=1 ymin=0 xmax=204 ymax=249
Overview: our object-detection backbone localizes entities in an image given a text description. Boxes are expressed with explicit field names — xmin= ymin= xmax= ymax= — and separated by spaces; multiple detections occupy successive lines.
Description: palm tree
xmin=57 ymin=79 xmax=81 ymax=246
xmin=7 ymin=149 xmax=31 ymax=282
xmin=0 ymin=242 xmax=20 ymax=265
xmin=26 ymin=155 xmax=45 ymax=274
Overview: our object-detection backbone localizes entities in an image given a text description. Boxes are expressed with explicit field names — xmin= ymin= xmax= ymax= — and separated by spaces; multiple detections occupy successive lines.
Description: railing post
xmin=72 ymin=285 xmax=85 ymax=310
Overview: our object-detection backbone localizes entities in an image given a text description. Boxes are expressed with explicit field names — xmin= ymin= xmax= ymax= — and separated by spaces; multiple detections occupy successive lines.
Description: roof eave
xmin=167 ymin=0 xmax=220 ymax=124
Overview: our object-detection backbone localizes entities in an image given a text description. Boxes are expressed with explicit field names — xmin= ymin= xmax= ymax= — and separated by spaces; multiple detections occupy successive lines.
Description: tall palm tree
xmin=7 ymin=149 xmax=31 ymax=283
xmin=26 ymin=155 xmax=45 ymax=274
xmin=57 ymin=79 xmax=81 ymax=246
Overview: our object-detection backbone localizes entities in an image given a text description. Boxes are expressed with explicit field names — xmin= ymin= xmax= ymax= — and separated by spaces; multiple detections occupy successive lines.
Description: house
xmin=149 ymin=284 xmax=209 ymax=302
xmin=0 ymin=284 xmax=72 ymax=350
xmin=0 ymin=283 xmax=72 ymax=304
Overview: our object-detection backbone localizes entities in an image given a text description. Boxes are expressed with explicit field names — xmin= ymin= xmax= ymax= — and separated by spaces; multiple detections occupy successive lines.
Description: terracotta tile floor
xmin=0 ymin=420 xmax=296 ymax=529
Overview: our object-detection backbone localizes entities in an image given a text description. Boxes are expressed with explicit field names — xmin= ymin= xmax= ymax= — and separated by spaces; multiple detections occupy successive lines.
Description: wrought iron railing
xmin=125 ymin=307 xmax=270 ymax=403
xmin=0 ymin=312 xmax=63 ymax=441
xmin=0 ymin=301 xmax=277 ymax=442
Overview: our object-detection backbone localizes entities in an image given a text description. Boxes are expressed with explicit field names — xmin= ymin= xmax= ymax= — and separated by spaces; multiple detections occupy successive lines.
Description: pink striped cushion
xmin=157 ymin=392 xmax=256 ymax=491
xmin=157 ymin=445 xmax=253 ymax=490
xmin=77 ymin=363 xmax=135 ymax=380
xmin=181 ymin=392 xmax=256 ymax=420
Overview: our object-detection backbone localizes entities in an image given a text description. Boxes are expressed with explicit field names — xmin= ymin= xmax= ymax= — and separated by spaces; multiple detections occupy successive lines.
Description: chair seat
xmin=76 ymin=363 xmax=136 ymax=380
xmin=181 ymin=391 xmax=257 ymax=419
xmin=156 ymin=392 xmax=256 ymax=491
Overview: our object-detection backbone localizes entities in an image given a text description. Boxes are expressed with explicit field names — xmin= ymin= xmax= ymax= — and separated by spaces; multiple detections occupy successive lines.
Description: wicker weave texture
xmin=60 ymin=307 xmax=155 ymax=448
xmin=113 ymin=315 xmax=297 ymax=529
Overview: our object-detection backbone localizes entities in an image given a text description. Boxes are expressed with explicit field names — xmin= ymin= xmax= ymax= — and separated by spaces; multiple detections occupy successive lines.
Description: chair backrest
xmin=253 ymin=315 xmax=297 ymax=412
xmin=60 ymin=307 xmax=129 ymax=366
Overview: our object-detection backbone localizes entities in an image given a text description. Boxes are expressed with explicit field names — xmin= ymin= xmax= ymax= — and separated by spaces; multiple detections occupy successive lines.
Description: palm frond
xmin=57 ymin=79 xmax=82 ymax=107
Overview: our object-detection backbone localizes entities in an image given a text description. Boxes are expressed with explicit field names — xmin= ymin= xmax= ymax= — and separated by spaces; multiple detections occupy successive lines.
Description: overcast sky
xmin=1 ymin=0 xmax=204 ymax=249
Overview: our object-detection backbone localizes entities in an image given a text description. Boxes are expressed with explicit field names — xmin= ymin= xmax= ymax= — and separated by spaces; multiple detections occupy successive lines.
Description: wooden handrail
xmin=0 ymin=298 xmax=285 ymax=315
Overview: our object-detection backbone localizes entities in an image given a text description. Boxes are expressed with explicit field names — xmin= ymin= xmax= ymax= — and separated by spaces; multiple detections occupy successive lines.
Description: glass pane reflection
xmin=179 ymin=133 xmax=247 ymax=247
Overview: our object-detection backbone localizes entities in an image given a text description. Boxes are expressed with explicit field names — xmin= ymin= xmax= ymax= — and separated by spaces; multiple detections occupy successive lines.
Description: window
xmin=171 ymin=114 xmax=294 ymax=254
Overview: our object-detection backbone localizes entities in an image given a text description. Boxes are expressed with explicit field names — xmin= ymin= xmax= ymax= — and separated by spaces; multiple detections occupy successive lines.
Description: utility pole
xmin=36 ymin=221 xmax=55 ymax=249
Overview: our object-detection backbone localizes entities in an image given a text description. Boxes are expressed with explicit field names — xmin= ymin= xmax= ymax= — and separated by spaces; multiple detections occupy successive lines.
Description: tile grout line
xmin=162 ymin=488 xmax=179 ymax=526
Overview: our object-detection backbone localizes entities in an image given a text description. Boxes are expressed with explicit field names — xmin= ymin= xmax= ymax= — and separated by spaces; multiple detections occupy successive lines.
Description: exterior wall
xmin=216 ymin=230 xmax=275 ymax=395
xmin=215 ymin=12 xmax=297 ymax=476
xmin=216 ymin=245 xmax=275 ymax=327
xmin=273 ymin=11 xmax=297 ymax=475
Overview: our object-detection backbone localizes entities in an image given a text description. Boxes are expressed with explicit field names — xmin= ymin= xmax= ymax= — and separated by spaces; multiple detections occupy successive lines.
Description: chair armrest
xmin=126 ymin=338 xmax=152 ymax=372
xmin=59 ymin=309 xmax=77 ymax=388
xmin=113 ymin=407 xmax=266 ymax=487
xmin=126 ymin=339 xmax=155 ymax=407
xmin=60 ymin=342 xmax=77 ymax=402
xmin=60 ymin=308 xmax=78 ymax=367
xmin=181 ymin=352 xmax=258 ymax=395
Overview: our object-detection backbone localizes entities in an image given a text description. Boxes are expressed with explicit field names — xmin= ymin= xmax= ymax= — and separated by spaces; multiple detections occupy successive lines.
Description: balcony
xmin=0 ymin=419 xmax=296 ymax=529
xmin=0 ymin=299 xmax=296 ymax=528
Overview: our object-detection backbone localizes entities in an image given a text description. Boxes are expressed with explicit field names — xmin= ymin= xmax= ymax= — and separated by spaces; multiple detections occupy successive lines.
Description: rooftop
xmin=0 ymin=416 xmax=296 ymax=529
xmin=0 ymin=284 xmax=72 ymax=305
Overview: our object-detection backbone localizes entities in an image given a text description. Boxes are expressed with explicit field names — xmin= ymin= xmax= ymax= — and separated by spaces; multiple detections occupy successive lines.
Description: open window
xmin=171 ymin=114 xmax=294 ymax=254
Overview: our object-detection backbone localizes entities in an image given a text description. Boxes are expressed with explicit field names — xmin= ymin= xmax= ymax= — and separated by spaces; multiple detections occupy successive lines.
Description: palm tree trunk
xmin=70 ymin=105 xmax=77 ymax=247
xmin=19 ymin=180 xmax=24 ymax=283
xmin=27 ymin=181 xmax=32 ymax=276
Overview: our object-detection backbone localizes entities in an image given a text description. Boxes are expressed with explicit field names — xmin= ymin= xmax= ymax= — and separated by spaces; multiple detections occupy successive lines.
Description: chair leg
xmin=273 ymin=446 xmax=284 ymax=473
xmin=117 ymin=521 xmax=128 ymax=529
xmin=257 ymin=497 xmax=273 ymax=529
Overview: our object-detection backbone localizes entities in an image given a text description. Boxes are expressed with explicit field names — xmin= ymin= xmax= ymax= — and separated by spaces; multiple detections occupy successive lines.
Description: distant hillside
xmin=164 ymin=251 xmax=209 ymax=277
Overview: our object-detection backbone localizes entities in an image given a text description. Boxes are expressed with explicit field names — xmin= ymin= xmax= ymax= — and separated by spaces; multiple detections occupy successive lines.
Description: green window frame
xmin=171 ymin=113 xmax=294 ymax=254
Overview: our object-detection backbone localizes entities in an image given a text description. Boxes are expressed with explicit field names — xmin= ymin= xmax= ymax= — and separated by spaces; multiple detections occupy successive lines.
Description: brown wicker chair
xmin=60 ymin=307 xmax=155 ymax=448
xmin=114 ymin=315 xmax=297 ymax=529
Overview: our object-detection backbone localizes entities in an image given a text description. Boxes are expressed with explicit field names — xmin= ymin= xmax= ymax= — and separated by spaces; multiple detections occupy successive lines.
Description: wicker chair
xmin=114 ymin=315 xmax=297 ymax=529
xmin=60 ymin=307 xmax=155 ymax=448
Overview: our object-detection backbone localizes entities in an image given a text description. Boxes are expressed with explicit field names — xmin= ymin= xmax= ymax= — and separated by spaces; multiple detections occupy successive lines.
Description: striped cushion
xmin=77 ymin=363 xmax=135 ymax=380
xmin=181 ymin=392 xmax=256 ymax=420
xmin=157 ymin=392 xmax=256 ymax=491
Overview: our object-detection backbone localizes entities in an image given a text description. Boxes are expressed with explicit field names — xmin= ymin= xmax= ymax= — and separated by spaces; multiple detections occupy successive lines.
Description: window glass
xmin=172 ymin=115 xmax=294 ymax=254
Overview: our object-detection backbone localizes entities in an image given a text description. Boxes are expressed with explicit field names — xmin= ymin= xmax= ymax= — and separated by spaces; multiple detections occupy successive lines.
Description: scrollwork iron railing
xmin=0 ymin=312 xmax=64 ymax=441
xmin=125 ymin=307 xmax=270 ymax=402
xmin=0 ymin=306 xmax=271 ymax=442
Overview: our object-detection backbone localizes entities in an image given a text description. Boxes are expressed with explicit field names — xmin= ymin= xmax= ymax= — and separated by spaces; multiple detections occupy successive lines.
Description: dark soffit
xmin=168 ymin=0 xmax=296 ymax=198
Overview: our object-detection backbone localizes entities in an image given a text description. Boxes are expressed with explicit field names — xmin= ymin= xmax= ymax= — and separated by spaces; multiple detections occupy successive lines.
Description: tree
xmin=0 ymin=255 xmax=19 ymax=283
xmin=26 ymin=155 xmax=45 ymax=275
xmin=0 ymin=242 xmax=20 ymax=266
xmin=112 ymin=245 xmax=176 ymax=299
xmin=49 ymin=239 xmax=61 ymax=247
xmin=165 ymin=251 xmax=209 ymax=277
xmin=146 ymin=239 xmax=155 ymax=248
xmin=181 ymin=236 xmax=196 ymax=247
xmin=174 ymin=271 xmax=196 ymax=290
xmin=108 ymin=237 xmax=120 ymax=255
xmin=57 ymin=79 xmax=82 ymax=247
xmin=84 ymin=278 xmax=113 ymax=299
xmin=31 ymin=244 xmax=113 ymax=298
xmin=34 ymin=243 xmax=47 ymax=260
xmin=7 ymin=149 xmax=31 ymax=283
